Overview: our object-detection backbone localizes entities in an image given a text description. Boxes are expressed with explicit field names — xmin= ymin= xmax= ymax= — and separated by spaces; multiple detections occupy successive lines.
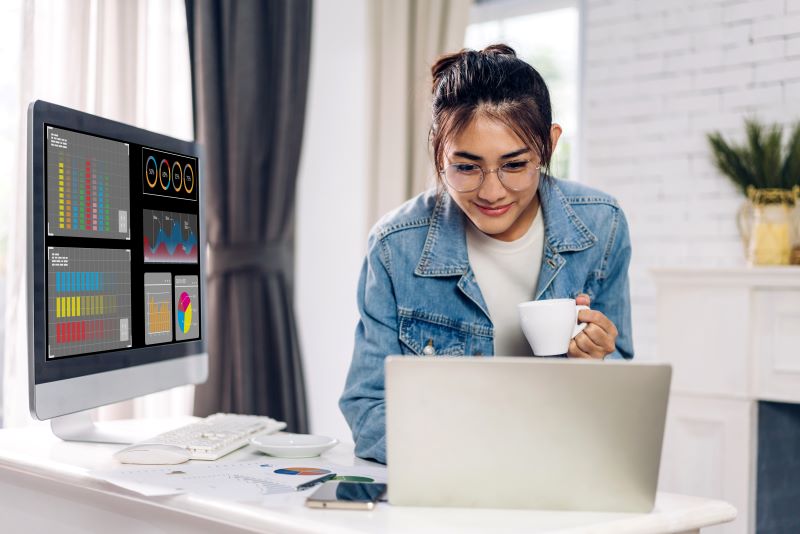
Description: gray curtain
xmin=367 ymin=0 xmax=470 ymax=226
xmin=185 ymin=0 xmax=311 ymax=432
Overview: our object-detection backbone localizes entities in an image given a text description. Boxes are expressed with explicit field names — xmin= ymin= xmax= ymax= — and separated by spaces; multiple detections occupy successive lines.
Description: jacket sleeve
xmin=339 ymin=232 xmax=401 ymax=464
xmin=591 ymin=207 xmax=634 ymax=360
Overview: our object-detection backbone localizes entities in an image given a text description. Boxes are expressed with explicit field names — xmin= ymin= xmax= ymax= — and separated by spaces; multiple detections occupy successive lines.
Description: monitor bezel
xmin=27 ymin=100 xmax=208 ymax=413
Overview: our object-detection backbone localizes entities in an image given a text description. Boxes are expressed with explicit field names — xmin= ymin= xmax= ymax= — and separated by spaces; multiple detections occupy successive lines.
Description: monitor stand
xmin=50 ymin=411 xmax=156 ymax=444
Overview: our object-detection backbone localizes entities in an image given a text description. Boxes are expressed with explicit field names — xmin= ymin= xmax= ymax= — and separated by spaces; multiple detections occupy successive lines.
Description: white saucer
xmin=250 ymin=433 xmax=339 ymax=458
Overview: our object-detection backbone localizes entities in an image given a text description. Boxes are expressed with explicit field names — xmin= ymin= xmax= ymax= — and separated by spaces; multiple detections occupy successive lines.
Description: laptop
xmin=385 ymin=356 xmax=671 ymax=512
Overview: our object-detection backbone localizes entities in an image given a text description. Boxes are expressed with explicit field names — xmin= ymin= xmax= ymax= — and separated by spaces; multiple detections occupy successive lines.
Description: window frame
xmin=467 ymin=0 xmax=586 ymax=182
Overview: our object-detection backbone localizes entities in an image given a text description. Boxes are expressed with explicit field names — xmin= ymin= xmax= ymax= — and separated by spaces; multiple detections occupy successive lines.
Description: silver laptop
xmin=385 ymin=356 xmax=671 ymax=512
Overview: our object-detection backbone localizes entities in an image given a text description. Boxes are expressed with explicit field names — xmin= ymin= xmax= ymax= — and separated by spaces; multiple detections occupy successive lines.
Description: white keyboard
xmin=116 ymin=413 xmax=287 ymax=463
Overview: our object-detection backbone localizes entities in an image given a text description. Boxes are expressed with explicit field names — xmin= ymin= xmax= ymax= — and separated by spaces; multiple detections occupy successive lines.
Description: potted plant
xmin=707 ymin=119 xmax=800 ymax=265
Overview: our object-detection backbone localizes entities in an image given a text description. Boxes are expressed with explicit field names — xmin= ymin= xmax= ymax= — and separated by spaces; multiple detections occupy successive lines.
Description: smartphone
xmin=305 ymin=481 xmax=387 ymax=510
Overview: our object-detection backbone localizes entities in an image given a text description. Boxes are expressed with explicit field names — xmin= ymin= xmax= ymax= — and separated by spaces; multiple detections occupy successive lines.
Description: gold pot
xmin=737 ymin=187 xmax=796 ymax=266
xmin=793 ymin=186 xmax=800 ymax=265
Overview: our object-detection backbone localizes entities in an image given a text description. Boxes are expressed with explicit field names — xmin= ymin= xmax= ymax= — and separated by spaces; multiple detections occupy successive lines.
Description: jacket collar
xmin=415 ymin=176 xmax=597 ymax=277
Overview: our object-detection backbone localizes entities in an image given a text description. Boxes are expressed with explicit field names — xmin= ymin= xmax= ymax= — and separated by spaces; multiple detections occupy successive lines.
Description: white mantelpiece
xmin=653 ymin=266 xmax=800 ymax=534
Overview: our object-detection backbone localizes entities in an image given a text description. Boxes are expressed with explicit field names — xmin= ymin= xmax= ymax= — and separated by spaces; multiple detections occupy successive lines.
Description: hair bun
xmin=431 ymin=49 xmax=466 ymax=94
xmin=431 ymin=44 xmax=517 ymax=94
xmin=481 ymin=44 xmax=517 ymax=57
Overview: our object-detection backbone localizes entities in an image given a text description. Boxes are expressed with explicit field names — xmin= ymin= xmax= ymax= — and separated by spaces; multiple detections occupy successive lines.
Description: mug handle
xmin=571 ymin=305 xmax=590 ymax=339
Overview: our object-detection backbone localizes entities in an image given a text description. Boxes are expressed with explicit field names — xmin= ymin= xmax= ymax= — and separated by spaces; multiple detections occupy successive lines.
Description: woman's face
xmin=442 ymin=116 xmax=560 ymax=242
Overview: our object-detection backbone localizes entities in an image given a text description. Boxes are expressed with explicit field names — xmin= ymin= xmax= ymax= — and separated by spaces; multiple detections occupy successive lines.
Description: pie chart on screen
xmin=177 ymin=291 xmax=192 ymax=334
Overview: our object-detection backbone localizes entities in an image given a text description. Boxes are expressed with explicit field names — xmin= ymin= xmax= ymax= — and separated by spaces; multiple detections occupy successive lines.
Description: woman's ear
xmin=550 ymin=123 xmax=563 ymax=154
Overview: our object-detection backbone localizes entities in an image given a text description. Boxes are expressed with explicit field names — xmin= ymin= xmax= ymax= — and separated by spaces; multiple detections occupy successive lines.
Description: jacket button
xmin=422 ymin=339 xmax=435 ymax=356
xmin=474 ymin=351 xmax=483 ymax=356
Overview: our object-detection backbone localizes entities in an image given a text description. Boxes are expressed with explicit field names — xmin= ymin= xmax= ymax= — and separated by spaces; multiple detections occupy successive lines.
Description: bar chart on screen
xmin=48 ymin=247 xmax=132 ymax=358
xmin=143 ymin=210 xmax=199 ymax=264
xmin=144 ymin=273 xmax=173 ymax=345
xmin=46 ymin=126 xmax=130 ymax=239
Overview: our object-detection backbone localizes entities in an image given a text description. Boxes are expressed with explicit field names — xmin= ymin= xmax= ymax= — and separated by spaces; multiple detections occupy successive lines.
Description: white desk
xmin=0 ymin=419 xmax=736 ymax=533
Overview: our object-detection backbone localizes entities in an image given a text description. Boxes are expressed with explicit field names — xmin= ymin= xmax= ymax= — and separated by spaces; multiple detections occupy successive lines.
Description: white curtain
xmin=367 ymin=0 xmax=471 ymax=225
xmin=2 ymin=0 xmax=194 ymax=428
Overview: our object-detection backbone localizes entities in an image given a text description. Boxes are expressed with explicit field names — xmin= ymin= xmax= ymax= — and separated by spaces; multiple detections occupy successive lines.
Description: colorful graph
xmin=274 ymin=468 xmax=331 ymax=476
xmin=142 ymin=147 xmax=197 ymax=201
xmin=143 ymin=210 xmax=198 ymax=264
xmin=144 ymin=273 xmax=173 ymax=345
xmin=177 ymin=291 xmax=192 ymax=334
xmin=46 ymin=126 xmax=130 ymax=240
xmin=148 ymin=297 xmax=170 ymax=333
xmin=48 ymin=247 xmax=132 ymax=358
xmin=174 ymin=275 xmax=200 ymax=341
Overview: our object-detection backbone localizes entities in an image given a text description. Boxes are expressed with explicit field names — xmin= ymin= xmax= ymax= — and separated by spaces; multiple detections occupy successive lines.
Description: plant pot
xmin=793 ymin=186 xmax=800 ymax=265
xmin=737 ymin=187 xmax=796 ymax=266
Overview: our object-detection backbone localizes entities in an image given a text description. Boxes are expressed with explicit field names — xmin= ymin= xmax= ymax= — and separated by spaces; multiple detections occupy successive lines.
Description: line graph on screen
xmin=143 ymin=210 xmax=198 ymax=264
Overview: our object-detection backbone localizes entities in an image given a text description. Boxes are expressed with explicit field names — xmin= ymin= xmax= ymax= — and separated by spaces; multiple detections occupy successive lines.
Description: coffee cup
xmin=517 ymin=298 xmax=589 ymax=357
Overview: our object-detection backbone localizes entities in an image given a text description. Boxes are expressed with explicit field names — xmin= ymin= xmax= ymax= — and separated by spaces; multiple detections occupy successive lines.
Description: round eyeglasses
xmin=439 ymin=160 xmax=541 ymax=193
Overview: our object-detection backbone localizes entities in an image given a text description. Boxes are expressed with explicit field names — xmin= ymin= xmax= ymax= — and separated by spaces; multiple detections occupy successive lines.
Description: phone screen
xmin=308 ymin=481 xmax=387 ymax=503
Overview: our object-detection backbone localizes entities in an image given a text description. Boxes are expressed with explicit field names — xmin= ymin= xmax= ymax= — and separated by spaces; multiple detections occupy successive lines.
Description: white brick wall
xmin=581 ymin=0 xmax=800 ymax=361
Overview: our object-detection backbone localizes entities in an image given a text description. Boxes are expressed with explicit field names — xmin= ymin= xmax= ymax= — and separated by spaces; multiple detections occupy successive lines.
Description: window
xmin=0 ymin=0 xmax=23 ymax=427
xmin=1 ymin=0 xmax=193 ymax=427
xmin=465 ymin=0 xmax=580 ymax=181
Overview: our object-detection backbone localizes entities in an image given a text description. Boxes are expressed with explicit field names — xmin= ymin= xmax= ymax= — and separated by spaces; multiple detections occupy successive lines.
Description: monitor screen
xmin=28 ymin=101 xmax=207 ymax=420
xmin=45 ymin=125 xmax=201 ymax=358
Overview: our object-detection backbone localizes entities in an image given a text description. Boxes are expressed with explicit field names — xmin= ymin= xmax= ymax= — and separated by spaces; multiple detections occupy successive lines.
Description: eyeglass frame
xmin=438 ymin=159 xmax=542 ymax=193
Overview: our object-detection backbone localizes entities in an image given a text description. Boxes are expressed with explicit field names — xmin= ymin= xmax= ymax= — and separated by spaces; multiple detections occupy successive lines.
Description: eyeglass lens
xmin=443 ymin=161 xmax=539 ymax=192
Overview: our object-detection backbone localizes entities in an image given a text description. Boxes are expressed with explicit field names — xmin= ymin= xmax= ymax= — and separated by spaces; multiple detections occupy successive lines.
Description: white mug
xmin=517 ymin=298 xmax=589 ymax=357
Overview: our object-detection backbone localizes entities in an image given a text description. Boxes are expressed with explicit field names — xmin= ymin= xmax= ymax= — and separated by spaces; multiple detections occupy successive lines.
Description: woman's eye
xmin=454 ymin=163 xmax=480 ymax=174
xmin=502 ymin=160 xmax=529 ymax=172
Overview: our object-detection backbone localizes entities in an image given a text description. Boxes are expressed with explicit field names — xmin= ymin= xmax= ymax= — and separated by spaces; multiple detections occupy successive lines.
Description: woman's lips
xmin=475 ymin=203 xmax=512 ymax=216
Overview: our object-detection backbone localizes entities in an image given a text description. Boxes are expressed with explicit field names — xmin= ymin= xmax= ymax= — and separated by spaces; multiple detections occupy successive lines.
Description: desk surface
xmin=0 ymin=419 xmax=737 ymax=534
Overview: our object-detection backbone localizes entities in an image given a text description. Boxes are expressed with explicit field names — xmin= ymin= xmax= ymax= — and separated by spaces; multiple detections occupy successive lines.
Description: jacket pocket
xmin=397 ymin=308 xmax=467 ymax=356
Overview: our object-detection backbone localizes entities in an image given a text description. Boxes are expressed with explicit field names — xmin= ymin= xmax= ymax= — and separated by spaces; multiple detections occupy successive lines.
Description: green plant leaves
xmin=707 ymin=119 xmax=800 ymax=194
xmin=708 ymin=132 xmax=754 ymax=195
xmin=781 ymin=122 xmax=800 ymax=190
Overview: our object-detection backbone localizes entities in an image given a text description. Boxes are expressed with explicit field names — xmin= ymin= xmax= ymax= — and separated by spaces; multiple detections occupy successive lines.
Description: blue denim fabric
xmin=339 ymin=175 xmax=634 ymax=464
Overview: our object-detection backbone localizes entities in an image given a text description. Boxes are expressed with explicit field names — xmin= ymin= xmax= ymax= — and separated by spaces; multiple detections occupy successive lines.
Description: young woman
xmin=340 ymin=44 xmax=633 ymax=464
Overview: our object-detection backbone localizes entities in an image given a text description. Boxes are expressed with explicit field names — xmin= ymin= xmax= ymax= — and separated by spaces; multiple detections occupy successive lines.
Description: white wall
xmin=294 ymin=0 xmax=800 ymax=437
xmin=581 ymin=0 xmax=800 ymax=360
xmin=295 ymin=0 xmax=371 ymax=441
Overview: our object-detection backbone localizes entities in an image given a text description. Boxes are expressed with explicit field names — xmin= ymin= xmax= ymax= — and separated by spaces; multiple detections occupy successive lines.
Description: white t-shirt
xmin=465 ymin=207 xmax=544 ymax=356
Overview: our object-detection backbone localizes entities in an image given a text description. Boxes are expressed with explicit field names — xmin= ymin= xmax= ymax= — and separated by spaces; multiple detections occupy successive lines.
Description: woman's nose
xmin=476 ymin=169 xmax=506 ymax=203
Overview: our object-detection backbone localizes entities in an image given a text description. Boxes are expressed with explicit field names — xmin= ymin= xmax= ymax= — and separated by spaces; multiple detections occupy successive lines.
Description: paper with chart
xmin=92 ymin=458 xmax=387 ymax=502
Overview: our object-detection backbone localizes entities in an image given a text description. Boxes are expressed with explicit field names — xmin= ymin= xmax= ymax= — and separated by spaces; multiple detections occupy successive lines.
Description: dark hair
xmin=430 ymin=44 xmax=554 ymax=181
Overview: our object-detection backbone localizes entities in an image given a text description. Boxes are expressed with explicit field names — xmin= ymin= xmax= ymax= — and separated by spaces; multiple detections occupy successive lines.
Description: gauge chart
xmin=48 ymin=247 xmax=132 ymax=358
xmin=143 ymin=210 xmax=199 ymax=264
xmin=46 ymin=126 xmax=130 ymax=239
xmin=142 ymin=147 xmax=197 ymax=201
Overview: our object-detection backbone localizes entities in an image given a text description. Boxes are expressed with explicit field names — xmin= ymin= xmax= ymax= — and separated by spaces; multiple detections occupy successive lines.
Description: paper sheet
xmin=91 ymin=457 xmax=387 ymax=503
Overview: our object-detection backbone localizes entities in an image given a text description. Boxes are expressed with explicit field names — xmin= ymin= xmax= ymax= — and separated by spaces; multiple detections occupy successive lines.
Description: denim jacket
xmin=339 ymin=175 xmax=633 ymax=464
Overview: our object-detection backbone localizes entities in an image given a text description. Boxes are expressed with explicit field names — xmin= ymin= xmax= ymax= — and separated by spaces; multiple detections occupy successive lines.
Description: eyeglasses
xmin=439 ymin=160 xmax=541 ymax=193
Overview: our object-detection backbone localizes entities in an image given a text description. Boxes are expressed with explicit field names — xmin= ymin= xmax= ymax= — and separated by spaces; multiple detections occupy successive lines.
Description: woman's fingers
xmin=574 ymin=329 xmax=606 ymax=358
xmin=567 ymin=338 xmax=592 ymax=359
xmin=578 ymin=309 xmax=614 ymax=334
xmin=569 ymin=307 xmax=619 ymax=358
xmin=582 ymin=321 xmax=617 ymax=353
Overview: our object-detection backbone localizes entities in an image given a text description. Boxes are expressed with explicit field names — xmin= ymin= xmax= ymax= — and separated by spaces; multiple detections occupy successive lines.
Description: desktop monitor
xmin=27 ymin=100 xmax=208 ymax=442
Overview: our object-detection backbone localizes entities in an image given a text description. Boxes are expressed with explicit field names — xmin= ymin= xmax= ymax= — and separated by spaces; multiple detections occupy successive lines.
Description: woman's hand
xmin=567 ymin=294 xmax=618 ymax=359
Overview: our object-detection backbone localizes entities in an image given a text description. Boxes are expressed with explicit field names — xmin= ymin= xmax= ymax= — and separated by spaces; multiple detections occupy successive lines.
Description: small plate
xmin=250 ymin=433 xmax=339 ymax=458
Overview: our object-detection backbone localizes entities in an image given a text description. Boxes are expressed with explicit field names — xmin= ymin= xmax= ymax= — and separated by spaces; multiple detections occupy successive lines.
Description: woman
xmin=340 ymin=45 xmax=633 ymax=464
